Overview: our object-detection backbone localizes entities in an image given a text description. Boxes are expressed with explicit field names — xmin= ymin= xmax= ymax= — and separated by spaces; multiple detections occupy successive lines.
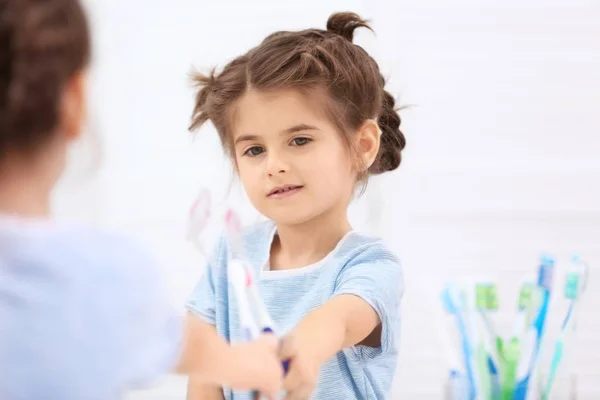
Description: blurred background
xmin=52 ymin=0 xmax=600 ymax=398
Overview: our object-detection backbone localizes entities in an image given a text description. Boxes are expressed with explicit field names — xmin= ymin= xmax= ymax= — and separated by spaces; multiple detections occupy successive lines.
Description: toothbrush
xmin=473 ymin=283 xmax=492 ymax=400
xmin=188 ymin=197 xmax=289 ymax=398
xmin=223 ymin=210 xmax=264 ymax=340
xmin=483 ymin=283 xmax=504 ymax=399
xmin=189 ymin=191 xmax=276 ymax=335
xmin=499 ymin=281 xmax=537 ymax=400
xmin=447 ymin=370 xmax=471 ymax=400
xmin=228 ymin=258 xmax=262 ymax=340
xmin=418 ymin=275 xmax=467 ymax=398
xmin=481 ymin=283 xmax=504 ymax=367
xmin=187 ymin=194 xmax=284 ymax=397
xmin=225 ymin=210 xmax=278 ymax=334
xmin=513 ymin=255 xmax=555 ymax=400
xmin=224 ymin=210 xmax=291 ymax=373
xmin=187 ymin=195 xmax=288 ymax=363
xmin=474 ymin=283 xmax=503 ymax=364
xmin=224 ymin=211 xmax=280 ymax=400
xmin=475 ymin=282 xmax=502 ymax=399
xmin=462 ymin=282 xmax=484 ymax=399
xmin=541 ymin=254 xmax=589 ymax=399
xmin=442 ymin=283 xmax=477 ymax=400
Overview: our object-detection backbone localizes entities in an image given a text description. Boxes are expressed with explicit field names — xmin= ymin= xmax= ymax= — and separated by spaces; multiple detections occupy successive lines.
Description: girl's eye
xmin=243 ymin=146 xmax=265 ymax=157
xmin=291 ymin=137 xmax=312 ymax=146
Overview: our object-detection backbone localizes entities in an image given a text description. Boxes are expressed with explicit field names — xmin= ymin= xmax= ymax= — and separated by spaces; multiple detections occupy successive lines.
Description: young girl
xmin=0 ymin=1 xmax=283 ymax=398
xmin=185 ymin=12 xmax=406 ymax=400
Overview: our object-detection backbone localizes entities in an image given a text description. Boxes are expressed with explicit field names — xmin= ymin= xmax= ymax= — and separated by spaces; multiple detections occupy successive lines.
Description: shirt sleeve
xmin=333 ymin=249 xmax=404 ymax=359
xmin=185 ymin=234 xmax=226 ymax=325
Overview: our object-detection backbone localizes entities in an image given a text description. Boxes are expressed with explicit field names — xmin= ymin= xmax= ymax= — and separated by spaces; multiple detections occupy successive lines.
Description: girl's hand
xmin=278 ymin=336 xmax=320 ymax=400
xmin=224 ymin=335 xmax=284 ymax=398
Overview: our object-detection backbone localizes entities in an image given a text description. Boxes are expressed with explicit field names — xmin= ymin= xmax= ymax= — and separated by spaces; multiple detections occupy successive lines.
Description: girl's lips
xmin=267 ymin=185 xmax=303 ymax=199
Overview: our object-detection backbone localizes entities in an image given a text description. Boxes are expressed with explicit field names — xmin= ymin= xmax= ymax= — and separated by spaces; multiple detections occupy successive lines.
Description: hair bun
xmin=326 ymin=12 xmax=372 ymax=42
xmin=369 ymin=91 xmax=406 ymax=175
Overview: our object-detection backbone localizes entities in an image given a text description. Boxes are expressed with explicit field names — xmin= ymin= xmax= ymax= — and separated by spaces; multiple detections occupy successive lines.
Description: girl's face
xmin=231 ymin=89 xmax=358 ymax=226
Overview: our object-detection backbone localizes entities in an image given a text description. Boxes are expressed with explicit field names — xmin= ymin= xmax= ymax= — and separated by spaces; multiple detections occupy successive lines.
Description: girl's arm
xmin=183 ymin=321 xmax=225 ymax=400
xmin=174 ymin=315 xmax=230 ymax=378
xmin=175 ymin=314 xmax=282 ymax=395
xmin=186 ymin=380 xmax=224 ymax=400
xmin=280 ymin=258 xmax=404 ymax=398
xmin=283 ymin=294 xmax=381 ymax=365
xmin=279 ymin=295 xmax=381 ymax=398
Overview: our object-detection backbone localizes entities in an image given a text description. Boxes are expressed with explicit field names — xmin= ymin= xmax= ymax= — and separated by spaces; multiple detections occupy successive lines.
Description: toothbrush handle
xmin=543 ymin=340 xmax=564 ymax=399
xmin=500 ymin=339 xmax=519 ymax=400
xmin=251 ymin=328 xmax=290 ymax=400
xmin=262 ymin=327 xmax=291 ymax=374
xmin=251 ymin=327 xmax=289 ymax=400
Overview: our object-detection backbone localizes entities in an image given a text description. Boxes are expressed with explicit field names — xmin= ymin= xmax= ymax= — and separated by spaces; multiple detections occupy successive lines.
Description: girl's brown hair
xmin=189 ymin=12 xmax=406 ymax=176
xmin=0 ymin=0 xmax=90 ymax=158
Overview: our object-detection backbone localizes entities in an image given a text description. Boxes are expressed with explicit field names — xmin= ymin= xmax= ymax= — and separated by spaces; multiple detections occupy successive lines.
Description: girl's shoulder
xmin=333 ymin=230 xmax=401 ymax=267
xmin=330 ymin=231 xmax=404 ymax=294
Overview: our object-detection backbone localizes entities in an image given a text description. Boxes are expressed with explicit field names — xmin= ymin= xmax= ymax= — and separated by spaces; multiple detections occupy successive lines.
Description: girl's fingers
xmin=284 ymin=387 xmax=312 ymax=400
xmin=253 ymin=392 xmax=277 ymax=400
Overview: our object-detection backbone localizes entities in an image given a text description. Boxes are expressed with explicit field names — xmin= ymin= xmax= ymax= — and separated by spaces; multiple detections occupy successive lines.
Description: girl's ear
xmin=355 ymin=119 xmax=381 ymax=171
xmin=59 ymin=69 xmax=87 ymax=141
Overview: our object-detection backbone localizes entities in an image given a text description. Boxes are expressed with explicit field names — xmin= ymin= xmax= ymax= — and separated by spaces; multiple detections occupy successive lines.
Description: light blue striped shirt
xmin=186 ymin=221 xmax=404 ymax=400
xmin=0 ymin=217 xmax=183 ymax=400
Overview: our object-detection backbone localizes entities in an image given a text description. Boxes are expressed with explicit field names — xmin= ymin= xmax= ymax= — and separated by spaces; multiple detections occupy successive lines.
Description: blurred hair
xmin=0 ymin=0 xmax=90 ymax=158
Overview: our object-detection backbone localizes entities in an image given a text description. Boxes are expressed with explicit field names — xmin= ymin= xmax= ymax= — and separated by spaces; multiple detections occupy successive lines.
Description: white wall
xmin=52 ymin=0 xmax=600 ymax=398
xmin=367 ymin=1 xmax=600 ymax=397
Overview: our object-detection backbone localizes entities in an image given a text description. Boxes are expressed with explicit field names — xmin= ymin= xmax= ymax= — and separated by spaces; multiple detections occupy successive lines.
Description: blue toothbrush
xmin=442 ymin=283 xmax=477 ymax=400
xmin=541 ymin=254 xmax=588 ymax=399
xmin=447 ymin=370 xmax=471 ymax=400
xmin=513 ymin=254 xmax=555 ymax=400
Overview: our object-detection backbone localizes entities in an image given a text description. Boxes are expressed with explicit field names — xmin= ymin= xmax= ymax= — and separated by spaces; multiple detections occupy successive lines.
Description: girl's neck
xmin=270 ymin=205 xmax=352 ymax=270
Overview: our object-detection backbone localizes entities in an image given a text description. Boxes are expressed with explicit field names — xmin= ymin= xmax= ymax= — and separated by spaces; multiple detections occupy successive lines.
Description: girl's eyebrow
xmin=234 ymin=124 xmax=320 ymax=145
xmin=282 ymin=123 xmax=320 ymax=135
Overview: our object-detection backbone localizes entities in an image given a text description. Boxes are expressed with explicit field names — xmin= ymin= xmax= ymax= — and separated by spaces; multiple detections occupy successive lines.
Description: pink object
xmin=189 ymin=189 xmax=211 ymax=232
xmin=224 ymin=209 xmax=234 ymax=225
xmin=225 ymin=209 xmax=241 ymax=233
xmin=187 ymin=189 xmax=213 ymax=257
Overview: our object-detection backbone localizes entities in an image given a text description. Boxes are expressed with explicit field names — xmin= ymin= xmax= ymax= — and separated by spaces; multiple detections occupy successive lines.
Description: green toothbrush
xmin=500 ymin=281 xmax=538 ymax=400
xmin=475 ymin=283 xmax=493 ymax=399
xmin=480 ymin=283 xmax=504 ymax=365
